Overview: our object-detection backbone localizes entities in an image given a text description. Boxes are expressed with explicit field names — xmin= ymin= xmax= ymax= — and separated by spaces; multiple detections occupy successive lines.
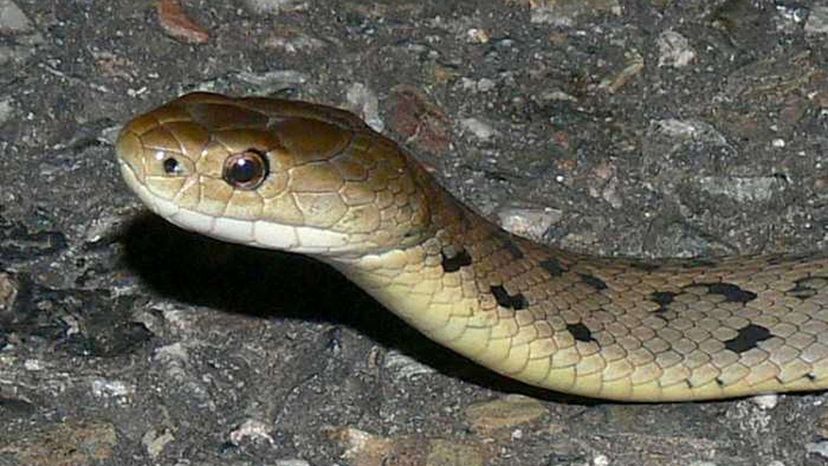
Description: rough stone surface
xmin=0 ymin=1 xmax=826 ymax=465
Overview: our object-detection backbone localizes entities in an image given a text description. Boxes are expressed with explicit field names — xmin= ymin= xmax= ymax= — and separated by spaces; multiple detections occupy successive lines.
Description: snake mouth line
xmin=117 ymin=160 xmax=358 ymax=255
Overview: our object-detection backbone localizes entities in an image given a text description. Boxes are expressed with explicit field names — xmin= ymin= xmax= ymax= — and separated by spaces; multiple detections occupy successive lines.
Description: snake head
xmin=116 ymin=92 xmax=434 ymax=258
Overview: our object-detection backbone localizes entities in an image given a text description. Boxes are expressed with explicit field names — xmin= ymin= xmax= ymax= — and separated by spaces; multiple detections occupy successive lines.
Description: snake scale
xmin=116 ymin=92 xmax=828 ymax=401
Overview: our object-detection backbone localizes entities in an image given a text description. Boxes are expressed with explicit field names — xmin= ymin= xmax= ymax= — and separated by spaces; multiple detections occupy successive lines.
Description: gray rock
xmin=805 ymin=5 xmax=828 ymax=34
xmin=0 ymin=0 xmax=32 ymax=34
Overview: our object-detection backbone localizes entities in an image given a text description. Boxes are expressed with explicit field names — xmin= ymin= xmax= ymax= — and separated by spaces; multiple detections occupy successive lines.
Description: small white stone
xmin=143 ymin=428 xmax=175 ymax=458
xmin=23 ymin=359 xmax=43 ymax=371
xmin=593 ymin=454 xmax=610 ymax=466
xmin=751 ymin=393 xmax=779 ymax=410
xmin=384 ymin=350 xmax=436 ymax=380
xmin=657 ymin=30 xmax=696 ymax=68
xmin=0 ymin=0 xmax=33 ymax=34
xmin=91 ymin=379 xmax=133 ymax=398
xmin=466 ymin=28 xmax=490 ymax=44
xmin=346 ymin=82 xmax=383 ymax=132
xmin=805 ymin=5 xmax=828 ymax=34
xmin=477 ymin=78 xmax=496 ymax=92
xmin=274 ymin=461 xmax=311 ymax=466
xmin=497 ymin=205 xmax=562 ymax=241
xmin=229 ymin=419 xmax=275 ymax=445
xmin=806 ymin=441 xmax=828 ymax=458
xmin=460 ymin=118 xmax=495 ymax=140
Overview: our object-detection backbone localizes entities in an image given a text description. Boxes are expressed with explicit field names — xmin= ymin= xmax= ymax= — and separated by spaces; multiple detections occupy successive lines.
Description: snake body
xmin=116 ymin=92 xmax=828 ymax=401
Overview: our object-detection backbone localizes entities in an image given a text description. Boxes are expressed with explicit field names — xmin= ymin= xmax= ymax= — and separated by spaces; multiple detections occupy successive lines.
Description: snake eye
xmin=223 ymin=149 xmax=268 ymax=190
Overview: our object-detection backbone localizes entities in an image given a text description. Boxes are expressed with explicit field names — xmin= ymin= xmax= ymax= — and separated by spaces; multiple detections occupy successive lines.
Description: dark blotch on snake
xmin=540 ymin=258 xmax=567 ymax=277
xmin=704 ymin=282 xmax=757 ymax=303
xmin=682 ymin=258 xmax=718 ymax=268
xmin=724 ymin=324 xmax=772 ymax=353
xmin=650 ymin=291 xmax=677 ymax=313
xmin=490 ymin=285 xmax=528 ymax=310
xmin=441 ymin=247 xmax=472 ymax=272
xmin=567 ymin=323 xmax=596 ymax=343
xmin=501 ymin=237 xmax=524 ymax=260
xmin=629 ymin=261 xmax=661 ymax=272
xmin=788 ymin=277 xmax=824 ymax=300
xmin=579 ymin=273 xmax=608 ymax=291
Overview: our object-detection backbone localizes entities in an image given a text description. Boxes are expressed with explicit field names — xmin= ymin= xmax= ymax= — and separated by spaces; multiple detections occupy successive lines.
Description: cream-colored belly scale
xmin=116 ymin=92 xmax=828 ymax=401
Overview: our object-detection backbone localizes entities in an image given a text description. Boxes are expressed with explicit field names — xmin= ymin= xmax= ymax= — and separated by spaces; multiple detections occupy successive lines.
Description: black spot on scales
xmin=724 ymin=324 xmax=772 ymax=353
xmin=629 ymin=261 xmax=661 ymax=272
xmin=579 ymin=273 xmax=607 ymax=291
xmin=490 ymin=285 xmax=528 ymax=310
xmin=566 ymin=323 xmax=596 ymax=343
xmin=649 ymin=291 xmax=677 ymax=313
xmin=704 ymin=282 xmax=757 ymax=303
xmin=682 ymin=258 xmax=718 ymax=268
xmin=501 ymin=237 xmax=524 ymax=260
xmin=540 ymin=258 xmax=567 ymax=277
xmin=788 ymin=277 xmax=822 ymax=300
xmin=441 ymin=247 xmax=472 ymax=273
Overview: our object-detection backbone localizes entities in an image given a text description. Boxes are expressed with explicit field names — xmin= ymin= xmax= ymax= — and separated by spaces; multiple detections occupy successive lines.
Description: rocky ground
xmin=0 ymin=0 xmax=827 ymax=465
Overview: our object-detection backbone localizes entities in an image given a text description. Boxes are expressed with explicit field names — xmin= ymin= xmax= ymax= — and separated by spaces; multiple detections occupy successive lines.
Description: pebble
xmin=142 ymin=428 xmax=175 ymax=458
xmin=460 ymin=117 xmax=495 ymax=140
xmin=2 ymin=420 xmax=117 ymax=465
xmin=346 ymin=83 xmax=384 ymax=132
xmin=497 ymin=204 xmax=562 ymax=241
xmin=23 ymin=358 xmax=43 ymax=371
xmin=388 ymin=85 xmax=452 ymax=156
xmin=228 ymin=419 xmax=275 ymax=445
xmin=0 ymin=272 xmax=18 ymax=312
xmin=235 ymin=69 xmax=309 ymax=92
xmin=264 ymin=29 xmax=325 ymax=54
xmin=466 ymin=28 xmax=490 ymax=44
xmin=426 ymin=439 xmax=484 ymax=466
xmin=593 ymin=454 xmax=610 ymax=466
xmin=657 ymin=30 xmax=696 ymax=68
xmin=157 ymin=0 xmax=209 ymax=44
xmin=328 ymin=427 xmax=486 ymax=466
xmin=528 ymin=0 xmax=622 ymax=26
xmin=274 ymin=461 xmax=311 ymax=466
xmin=464 ymin=394 xmax=546 ymax=433
xmin=805 ymin=5 xmax=828 ymax=34
xmin=750 ymin=394 xmax=779 ymax=410
xmin=243 ymin=0 xmax=307 ymax=14
xmin=806 ymin=441 xmax=828 ymax=458
xmin=90 ymin=379 xmax=133 ymax=398
xmin=383 ymin=349 xmax=436 ymax=380
xmin=696 ymin=176 xmax=780 ymax=203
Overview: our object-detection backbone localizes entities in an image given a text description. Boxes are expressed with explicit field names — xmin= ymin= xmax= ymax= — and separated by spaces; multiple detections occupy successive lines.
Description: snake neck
xmin=325 ymin=195 xmax=573 ymax=387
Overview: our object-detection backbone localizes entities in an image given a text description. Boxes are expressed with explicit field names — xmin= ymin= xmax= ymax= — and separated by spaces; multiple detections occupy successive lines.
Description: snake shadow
xmin=120 ymin=213 xmax=598 ymax=405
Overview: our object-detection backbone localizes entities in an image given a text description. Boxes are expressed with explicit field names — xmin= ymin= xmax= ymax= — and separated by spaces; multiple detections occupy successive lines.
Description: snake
xmin=115 ymin=91 xmax=828 ymax=401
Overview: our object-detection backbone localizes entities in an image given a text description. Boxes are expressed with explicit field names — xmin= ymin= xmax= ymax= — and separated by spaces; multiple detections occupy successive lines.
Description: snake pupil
xmin=162 ymin=157 xmax=180 ymax=174
xmin=223 ymin=149 xmax=268 ymax=189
